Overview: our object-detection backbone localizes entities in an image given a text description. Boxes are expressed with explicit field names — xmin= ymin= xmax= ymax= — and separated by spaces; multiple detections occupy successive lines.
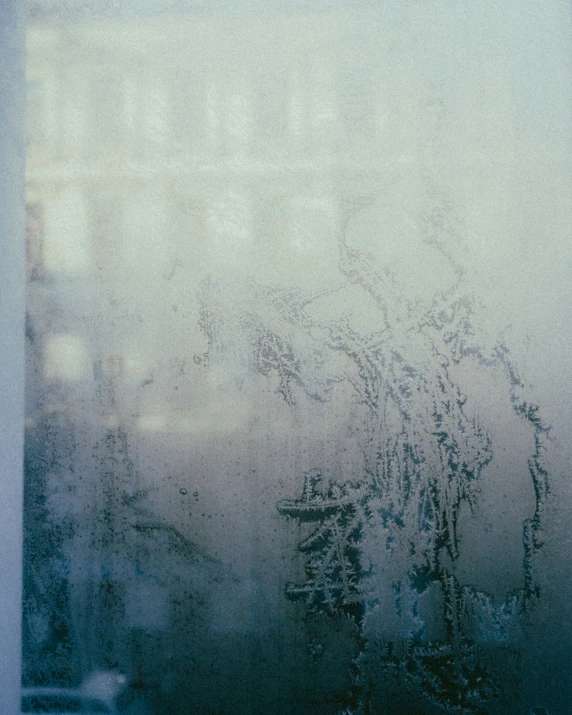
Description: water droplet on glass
xmin=179 ymin=488 xmax=187 ymax=495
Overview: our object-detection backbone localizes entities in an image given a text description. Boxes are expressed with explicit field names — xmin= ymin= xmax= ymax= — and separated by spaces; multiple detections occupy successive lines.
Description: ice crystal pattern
xmin=197 ymin=229 xmax=550 ymax=713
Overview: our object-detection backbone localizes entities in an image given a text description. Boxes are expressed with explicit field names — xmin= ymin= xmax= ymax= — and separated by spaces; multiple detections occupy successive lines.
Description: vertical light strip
xmin=0 ymin=0 xmax=26 ymax=712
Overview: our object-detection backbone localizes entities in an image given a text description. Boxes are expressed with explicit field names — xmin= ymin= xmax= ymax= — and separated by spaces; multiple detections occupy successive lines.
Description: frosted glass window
xmin=21 ymin=2 xmax=572 ymax=715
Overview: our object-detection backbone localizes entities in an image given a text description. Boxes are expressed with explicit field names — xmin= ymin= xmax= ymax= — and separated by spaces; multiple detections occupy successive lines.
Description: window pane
xmin=24 ymin=2 xmax=572 ymax=714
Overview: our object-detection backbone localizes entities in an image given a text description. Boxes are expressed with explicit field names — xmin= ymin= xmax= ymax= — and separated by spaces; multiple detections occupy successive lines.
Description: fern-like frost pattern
xmin=197 ymin=228 xmax=550 ymax=714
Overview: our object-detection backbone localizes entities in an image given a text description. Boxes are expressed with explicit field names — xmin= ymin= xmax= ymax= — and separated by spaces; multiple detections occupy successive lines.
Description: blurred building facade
xmin=24 ymin=6 xmax=384 ymax=710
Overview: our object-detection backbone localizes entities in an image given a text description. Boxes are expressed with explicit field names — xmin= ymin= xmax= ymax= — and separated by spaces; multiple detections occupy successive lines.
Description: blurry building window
xmin=87 ymin=188 xmax=123 ymax=274
xmin=222 ymin=82 xmax=252 ymax=157
xmin=254 ymin=72 xmax=289 ymax=151
xmin=122 ymin=188 xmax=169 ymax=275
xmin=306 ymin=68 xmax=338 ymax=151
xmin=87 ymin=73 xmax=125 ymax=157
xmin=44 ymin=185 xmax=91 ymax=275
xmin=44 ymin=333 xmax=88 ymax=381
xmin=125 ymin=581 xmax=169 ymax=631
xmin=208 ymin=189 xmax=253 ymax=260
xmin=338 ymin=66 xmax=377 ymax=148
xmin=169 ymin=77 xmax=206 ymax=153
xmin=26 ymin=202 xmax=45 ymax=280
xmin=26 ymin=81 xmax=45 ymax=149
xmin=140 ymin=76 xmax=169 ymax=156
xmin=58 ymin=69 xmax=88 ymax=159
xmin=169 ymin=195 xmax=208 ymax=276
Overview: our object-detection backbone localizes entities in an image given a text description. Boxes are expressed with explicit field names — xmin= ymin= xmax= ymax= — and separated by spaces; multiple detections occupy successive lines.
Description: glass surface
xmin=23 ymin=2 xmax=572 ymax=714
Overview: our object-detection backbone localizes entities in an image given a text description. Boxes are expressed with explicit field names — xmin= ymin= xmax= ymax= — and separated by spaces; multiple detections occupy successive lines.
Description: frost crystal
xmin=197 ymin=227 xmax=550 ymax=713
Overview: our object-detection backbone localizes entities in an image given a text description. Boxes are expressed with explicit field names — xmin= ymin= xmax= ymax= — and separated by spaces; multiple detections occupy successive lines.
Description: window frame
xmin=0 ymin=1 xmax=27 ymax=713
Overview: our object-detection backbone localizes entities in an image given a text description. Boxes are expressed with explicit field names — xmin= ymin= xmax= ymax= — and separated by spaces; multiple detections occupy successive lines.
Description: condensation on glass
xmin=23 ymin=2 xmax=572 ymax=714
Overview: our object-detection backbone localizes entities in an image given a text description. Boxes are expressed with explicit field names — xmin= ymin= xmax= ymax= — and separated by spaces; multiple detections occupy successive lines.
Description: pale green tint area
xmin=24 ymin=2 xmax=572 ymax=714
